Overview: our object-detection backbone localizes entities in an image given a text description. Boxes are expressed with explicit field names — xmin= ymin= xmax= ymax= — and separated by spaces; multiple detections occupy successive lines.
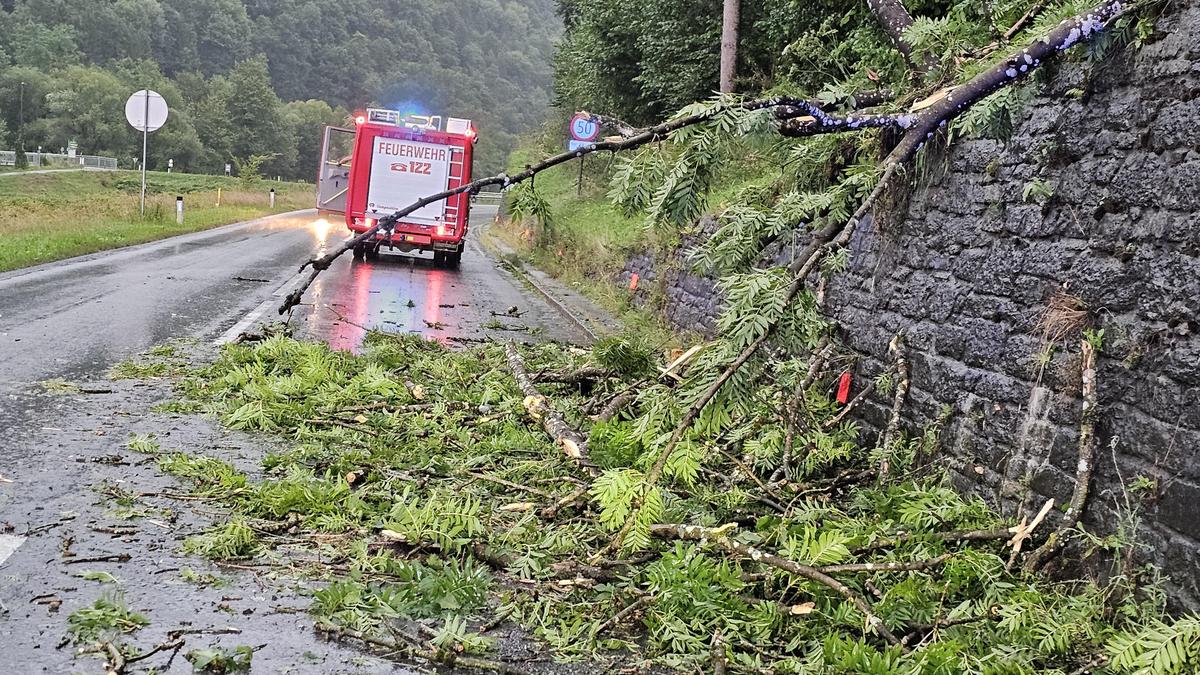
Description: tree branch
xmin=504 ymin=344 xmax=600 ymax=478
xmin=817 ymin=553 xmax=952 ymax=574
xmin=887 ymin=0 xmax=1129 ymax=164
xmin=866 ymin=0 xmax=930 ymax=73
xmin=776 ymin=100 xmax=916 ymax=137
xmin=1023 ymin=339 xmax=1099 ymax=572
xmin=1004 ymin=2 xmax=1050 ymax=41
xmin=879 ymin=333 xmax=910 ymax=478
xmin=650 ymin=523 xmax=905 ymax=648
xmin=278 ymin=95 xmax=900 ymax=315
xmin=853 ymin=527 xmax=1016 ymax=555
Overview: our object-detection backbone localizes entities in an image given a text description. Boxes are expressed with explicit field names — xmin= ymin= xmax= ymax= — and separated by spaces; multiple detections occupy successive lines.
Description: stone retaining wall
xmin=622 ymin=2 xmax=1200 ymax=607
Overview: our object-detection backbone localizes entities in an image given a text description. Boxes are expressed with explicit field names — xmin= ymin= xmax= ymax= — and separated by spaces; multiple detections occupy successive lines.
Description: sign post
xmin=124 ymin=89 xmax=169 ymax=215
xmin=567 ymin=113 xmax=600 ymax=196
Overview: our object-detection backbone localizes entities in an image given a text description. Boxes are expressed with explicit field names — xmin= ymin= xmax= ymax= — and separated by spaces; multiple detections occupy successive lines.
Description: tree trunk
xmin=720 ymin=0 xmax=740 ymax=93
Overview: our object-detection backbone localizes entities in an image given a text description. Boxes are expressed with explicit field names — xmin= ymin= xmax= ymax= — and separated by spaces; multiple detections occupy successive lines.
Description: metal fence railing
xmin=0 ymin=151 xmax=118 ymax=170
xmin=472 ymin=191 xmax=504 ymax=206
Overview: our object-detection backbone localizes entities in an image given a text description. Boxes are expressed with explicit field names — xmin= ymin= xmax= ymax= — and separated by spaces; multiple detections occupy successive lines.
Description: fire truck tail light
xmin=355 ymin=115 xmax=367 ymax=126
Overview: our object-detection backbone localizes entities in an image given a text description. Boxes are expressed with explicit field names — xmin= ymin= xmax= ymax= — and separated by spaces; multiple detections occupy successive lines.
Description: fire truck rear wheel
xmin=433 ymin=252 xmax=446 ymax=266
xmin=447 ymin=250 xmax=462 ymax=268
xmin=352 ymin=243 xmax=366 ymax=261
xmin=366 ymin=245 xmax=379 ymax=261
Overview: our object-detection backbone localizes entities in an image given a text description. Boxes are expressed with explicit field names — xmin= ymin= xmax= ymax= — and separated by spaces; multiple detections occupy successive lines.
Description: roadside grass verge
xmin=122 ymin=332 xmax=1199 ymax=674
xmin=493 ymin=137 xmax=772 ymax=342
xmin=0 ymin=170 xmax=312 ymax=273
xmin=497 ymin=143 xmax=642 ymax=273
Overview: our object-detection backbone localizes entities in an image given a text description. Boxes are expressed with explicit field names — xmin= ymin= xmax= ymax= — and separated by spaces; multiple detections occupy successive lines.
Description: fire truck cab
xmin=316 ymin=108 xmax=477 ymax=267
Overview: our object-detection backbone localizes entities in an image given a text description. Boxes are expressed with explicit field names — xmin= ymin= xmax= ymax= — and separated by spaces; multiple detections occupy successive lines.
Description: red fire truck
xmin=316 ymin=109 xmax=478 ymax=266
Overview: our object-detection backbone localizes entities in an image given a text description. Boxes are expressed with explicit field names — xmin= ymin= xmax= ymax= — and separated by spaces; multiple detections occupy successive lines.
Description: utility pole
xmin=16 ymin=81 xmax=27 ymax=169
xmin=719 ymin=0 xmax=740 ymax=93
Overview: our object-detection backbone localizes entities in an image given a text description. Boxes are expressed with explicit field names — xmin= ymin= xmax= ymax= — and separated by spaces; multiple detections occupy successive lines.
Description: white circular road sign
xmin=125 ymin=90 xmax=169 ymax=133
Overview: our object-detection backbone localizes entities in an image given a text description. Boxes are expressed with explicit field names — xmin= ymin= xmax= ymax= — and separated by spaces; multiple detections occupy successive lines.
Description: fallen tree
xmin=134 ymin=330 xmax=1197 ymax=673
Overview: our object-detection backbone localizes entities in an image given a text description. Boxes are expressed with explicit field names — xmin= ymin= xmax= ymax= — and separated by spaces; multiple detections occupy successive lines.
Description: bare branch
xmin=853 ymin=527 xmax=1016 ymax=555
xmin=866 ymin=0 xmax=931 ymax=73
xmin=1023 ymin=339 xmax=1099 ymax=572
xmin=581 ymin=111 xmax=643 ymax=139
xmin=1005 ymin=2 xmax=1050 ymax=41
xmin=504 ymin=343 xmax=600 ymax=478
xmin=817 ymin=553 xmax=953 ymax=574
xmin=879 ymin=333 xmax=910 ymax=478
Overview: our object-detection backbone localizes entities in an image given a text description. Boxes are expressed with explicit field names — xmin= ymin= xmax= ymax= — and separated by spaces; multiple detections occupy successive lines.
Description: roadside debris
xmin=101 ymin=330 xmax=1191 ymax=673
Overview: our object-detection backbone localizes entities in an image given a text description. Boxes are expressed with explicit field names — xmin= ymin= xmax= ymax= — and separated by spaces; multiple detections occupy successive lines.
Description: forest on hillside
xmin=0 ymin=0 xmax=561 ymax=177
xmin=552 ymin=0 xmax=999 ymax=123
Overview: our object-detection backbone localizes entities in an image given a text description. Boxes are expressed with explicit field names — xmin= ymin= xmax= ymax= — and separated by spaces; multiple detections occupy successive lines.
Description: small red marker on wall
xmin=629 ymin=272 xmax=640 ymax=292
xmin=836 ymin=372 xmax=852 ymax=405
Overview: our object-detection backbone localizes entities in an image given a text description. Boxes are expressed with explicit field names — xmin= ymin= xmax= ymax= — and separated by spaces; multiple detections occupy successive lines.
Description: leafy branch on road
xmin=119 ymin=331 xmax=1196 ymax=673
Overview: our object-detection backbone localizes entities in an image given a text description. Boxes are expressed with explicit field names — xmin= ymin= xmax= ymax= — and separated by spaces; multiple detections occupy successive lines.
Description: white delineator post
xmin=270 ymin=188 xmax=276 ymax=208
xmin=176 ymin=196 xmax=184 ymax=224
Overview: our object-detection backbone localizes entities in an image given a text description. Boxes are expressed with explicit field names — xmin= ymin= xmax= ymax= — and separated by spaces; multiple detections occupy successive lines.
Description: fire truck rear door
xmin=316 ymin=126 xmax=355 ymax=215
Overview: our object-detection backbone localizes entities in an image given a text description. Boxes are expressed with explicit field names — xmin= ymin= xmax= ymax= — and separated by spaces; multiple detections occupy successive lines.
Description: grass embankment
xmin=112 ymin=335 xmax=1199 ymax=674
xmin=0 ymin=171 xmax=313 ymax=273
xmin=492 ymin=137 xmax=769 ymax=332
xmin=493 ymin=142 xmax=643 ymax=278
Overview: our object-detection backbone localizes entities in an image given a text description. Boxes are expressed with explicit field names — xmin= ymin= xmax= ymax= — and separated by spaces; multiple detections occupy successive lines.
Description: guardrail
xmin=473 ymin=191 xmax=504 ymax=206
xmin=0 ymin=151 xmax=118 ymax=170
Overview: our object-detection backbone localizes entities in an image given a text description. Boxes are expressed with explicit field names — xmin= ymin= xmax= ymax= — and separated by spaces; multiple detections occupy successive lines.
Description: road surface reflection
xmin=304 ymin=252 xmax=469 ymax=352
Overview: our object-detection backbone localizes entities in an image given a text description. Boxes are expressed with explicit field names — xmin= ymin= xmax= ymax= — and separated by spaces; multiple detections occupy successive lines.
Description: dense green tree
xmin=551 ymin=0 xmax=955 ymax=122
xmin=157 ymin=0 xmax=255 ymax=76
xmin=41 ymin=65 xmax=132 ymax=156
xmin=0 ymin=67 xmax=53 ymax=149
xmin=0 ymin=9 xmax=80 ymax=69
xmin=226 ymin=56 xmax=296 ymax=178
xmin=15 ymin=0 xmax=163 ymax=64
xmin=178 ymin=72 xmax=237 ymax=173
xmin=283 ymin=99 xmax=348 ymax=179
xmin=0 ymin=0 xmax=561 ymax=176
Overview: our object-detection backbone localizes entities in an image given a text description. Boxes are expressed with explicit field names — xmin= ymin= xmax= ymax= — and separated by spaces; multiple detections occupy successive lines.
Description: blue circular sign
xmin=570 ymin=114 xmax=600 ymax=142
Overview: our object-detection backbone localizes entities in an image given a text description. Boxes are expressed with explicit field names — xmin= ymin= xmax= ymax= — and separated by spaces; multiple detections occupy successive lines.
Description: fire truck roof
xmin=365 ymin=109 xmax=473 ymax=135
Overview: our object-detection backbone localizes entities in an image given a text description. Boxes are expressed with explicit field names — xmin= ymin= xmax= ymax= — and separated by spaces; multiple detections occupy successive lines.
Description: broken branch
xmin=1023 ymin=339 xmax=1100 ymax=572
xmin=879 ymin=333 xmax=910 ymax=478
xmin=651 ymin=523 xmax=905 ymax=648
xmin=504 ymin=344 xmax=599 ymax=477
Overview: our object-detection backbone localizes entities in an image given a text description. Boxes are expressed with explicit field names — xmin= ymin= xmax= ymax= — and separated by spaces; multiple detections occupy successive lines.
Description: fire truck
xmin=316 ymin=109 xmax=478 ymax=266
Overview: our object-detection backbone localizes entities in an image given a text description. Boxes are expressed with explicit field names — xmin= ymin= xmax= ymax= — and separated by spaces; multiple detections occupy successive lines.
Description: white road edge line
xmin=0 ymin=534 xmax=26 ymax=567
xmin=215 ymin=272 xmax=306 ymax=345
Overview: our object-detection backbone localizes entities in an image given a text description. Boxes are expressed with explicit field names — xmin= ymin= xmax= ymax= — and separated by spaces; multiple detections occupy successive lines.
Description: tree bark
xmin=720 ymin=0 xmax=740 ymax=93
xmin=866 ymin=0 xmax=927 ymax=73
xmin=505 ymin=343 xmax=600 ymax=477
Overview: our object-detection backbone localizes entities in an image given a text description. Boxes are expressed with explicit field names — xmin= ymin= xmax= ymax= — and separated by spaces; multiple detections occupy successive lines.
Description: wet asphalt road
xmin=0 ymin=205 xmax=593 ymax=673
xmin=0 ymin=204 xmax=585 ymax=390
